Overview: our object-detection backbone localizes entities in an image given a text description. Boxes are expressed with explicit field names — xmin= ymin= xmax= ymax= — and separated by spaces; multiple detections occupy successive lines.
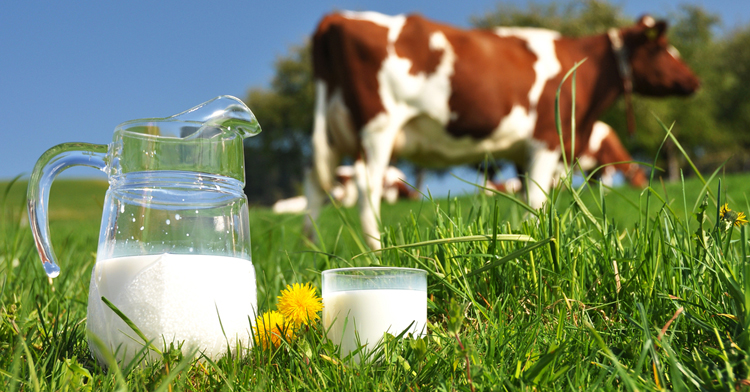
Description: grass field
xmin=2 ymin=165 xmax=750 ymax=390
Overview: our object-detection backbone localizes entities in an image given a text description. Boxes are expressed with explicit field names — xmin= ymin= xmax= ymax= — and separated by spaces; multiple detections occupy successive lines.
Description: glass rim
xmin=322 ymin=266 xmax=426 ymax=276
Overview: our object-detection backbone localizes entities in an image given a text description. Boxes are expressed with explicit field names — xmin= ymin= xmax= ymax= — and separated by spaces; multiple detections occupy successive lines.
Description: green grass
xmin=3 ymin=165 xmax=750 ymax=390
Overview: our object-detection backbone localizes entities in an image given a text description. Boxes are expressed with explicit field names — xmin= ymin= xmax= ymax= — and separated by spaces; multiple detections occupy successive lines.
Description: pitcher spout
xmin=173 ymin=95 xmax=262 ymax=139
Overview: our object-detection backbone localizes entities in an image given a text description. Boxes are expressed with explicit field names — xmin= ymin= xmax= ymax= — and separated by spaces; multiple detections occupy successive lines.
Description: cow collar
xmin=608 ymin=28 xmax=636 ymax=135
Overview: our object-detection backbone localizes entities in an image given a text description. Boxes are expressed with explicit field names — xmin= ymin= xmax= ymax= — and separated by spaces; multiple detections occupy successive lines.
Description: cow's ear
xmin=654 ymin=20 xmax=667 ymax=37
xmin=645 ymin=21 xmax=667 ymax=41
xmin=636 ymin=15 xmax=667 ymax=41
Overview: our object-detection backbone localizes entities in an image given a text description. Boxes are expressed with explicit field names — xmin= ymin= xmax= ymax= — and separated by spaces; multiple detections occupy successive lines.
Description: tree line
xmin=242 ymin=0 xmax=750 ymax=205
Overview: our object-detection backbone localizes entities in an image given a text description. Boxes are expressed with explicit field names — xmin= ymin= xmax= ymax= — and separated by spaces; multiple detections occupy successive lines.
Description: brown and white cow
xmin=307 ymin=11 xmax=699 ymax=249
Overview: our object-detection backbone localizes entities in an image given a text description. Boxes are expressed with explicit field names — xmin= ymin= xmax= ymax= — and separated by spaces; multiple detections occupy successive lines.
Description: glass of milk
xmin=27 ymin=96 xmax=262 ymax=366
xmin=322 ymin=267 xmax=427 ymax=362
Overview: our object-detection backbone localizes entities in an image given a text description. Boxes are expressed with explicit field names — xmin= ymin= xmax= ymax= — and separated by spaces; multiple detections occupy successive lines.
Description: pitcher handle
xmin=27 ymin=142 xmax=109 ymax=278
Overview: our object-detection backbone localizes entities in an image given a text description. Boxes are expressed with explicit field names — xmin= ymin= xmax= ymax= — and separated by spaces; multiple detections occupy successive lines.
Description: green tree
xmin=243 ymin=43 xmax=314 ymax=205
xmin=716 ymin=25 xmax=750 ymax=149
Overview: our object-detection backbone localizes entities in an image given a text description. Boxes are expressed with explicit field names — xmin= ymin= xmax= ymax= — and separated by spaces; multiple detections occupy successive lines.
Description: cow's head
xmin=621 ymin=15 xmax=700 ymax=97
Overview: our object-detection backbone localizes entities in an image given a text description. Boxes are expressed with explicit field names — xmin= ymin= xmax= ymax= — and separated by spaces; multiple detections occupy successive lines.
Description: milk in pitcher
xmin=87 ymin=253 xmax=257 ymax=364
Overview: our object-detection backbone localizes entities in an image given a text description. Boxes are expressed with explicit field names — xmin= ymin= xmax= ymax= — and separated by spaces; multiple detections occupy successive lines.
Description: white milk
xmin=323 ymin=289 xmax=426 ymax=361
xmin=87 ymin=253 xmax=257 ymax=365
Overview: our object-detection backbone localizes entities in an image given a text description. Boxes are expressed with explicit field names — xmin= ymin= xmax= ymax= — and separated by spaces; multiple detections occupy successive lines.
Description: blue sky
xmin=2 ymin=0 xmax=748 ymax=196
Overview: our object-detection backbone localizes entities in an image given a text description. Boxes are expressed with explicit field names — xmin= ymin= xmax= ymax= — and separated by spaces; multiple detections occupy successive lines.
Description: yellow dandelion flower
xmin=277 ymin=283 xmax=323 ymax=327
xmin=720 ymin=203 xmax=730 ymax=219
xmin=736 ymin=211 xmax=749 ymax=227
xmin=253 ymin=311 xmax=292 ymax=350
xmin=720 ymin=203 xmax=748 ymax=228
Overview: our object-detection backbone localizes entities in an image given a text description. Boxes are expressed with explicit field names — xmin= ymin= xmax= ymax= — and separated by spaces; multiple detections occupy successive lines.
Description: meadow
xmin=2 ymin=159 xmax=750 ymax=390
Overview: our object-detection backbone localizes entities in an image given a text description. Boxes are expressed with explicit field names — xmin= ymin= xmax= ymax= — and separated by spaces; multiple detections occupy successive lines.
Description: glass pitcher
xmin=28 ymin=96 xmax=261 ymax=366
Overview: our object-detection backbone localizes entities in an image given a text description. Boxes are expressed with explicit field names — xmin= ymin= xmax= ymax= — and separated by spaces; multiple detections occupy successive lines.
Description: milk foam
xmin=322 ymin=289 xmax=426 ymax=361
xmin=87 ymin=253 xmax=257 ymax=365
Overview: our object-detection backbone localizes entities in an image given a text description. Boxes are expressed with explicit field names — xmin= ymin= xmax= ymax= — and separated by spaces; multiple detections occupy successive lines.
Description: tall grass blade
xmin=555 ymin=59 xmax=586 ymax=170
xmin=18 ymin=337 xmax=41 ymax=392
xmin=654 ymin=116 xmax=706 ymax=185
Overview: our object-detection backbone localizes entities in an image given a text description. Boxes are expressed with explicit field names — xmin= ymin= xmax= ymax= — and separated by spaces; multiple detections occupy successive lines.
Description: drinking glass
xmin=322 ymin=267 xmax=427 ymax=362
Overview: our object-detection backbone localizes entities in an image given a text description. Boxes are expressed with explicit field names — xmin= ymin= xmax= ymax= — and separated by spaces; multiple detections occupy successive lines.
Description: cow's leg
xmin=526 ymin=144 xmax=561 ymax=209
xmin=598 ymin=166 xmax=618 ymax=187
xmin=551 ymin=162 xmax=565 ymax=188
xmin=599 ymin=142 xmax=648 ymax=189
xmin=356 ymin=115 xmax=402 ymax=250
xmin=590 ymin=122 xmax=647 ymax=189
xmin=305 ymin=80 xmax=339 ymax=236
xmin=311 ymin=80 xmax=336 ymax=192
xmin=304 ymin=167 xmax=326 ymax=218
xmin=353 ymin=158 xmax=379 ymax=247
